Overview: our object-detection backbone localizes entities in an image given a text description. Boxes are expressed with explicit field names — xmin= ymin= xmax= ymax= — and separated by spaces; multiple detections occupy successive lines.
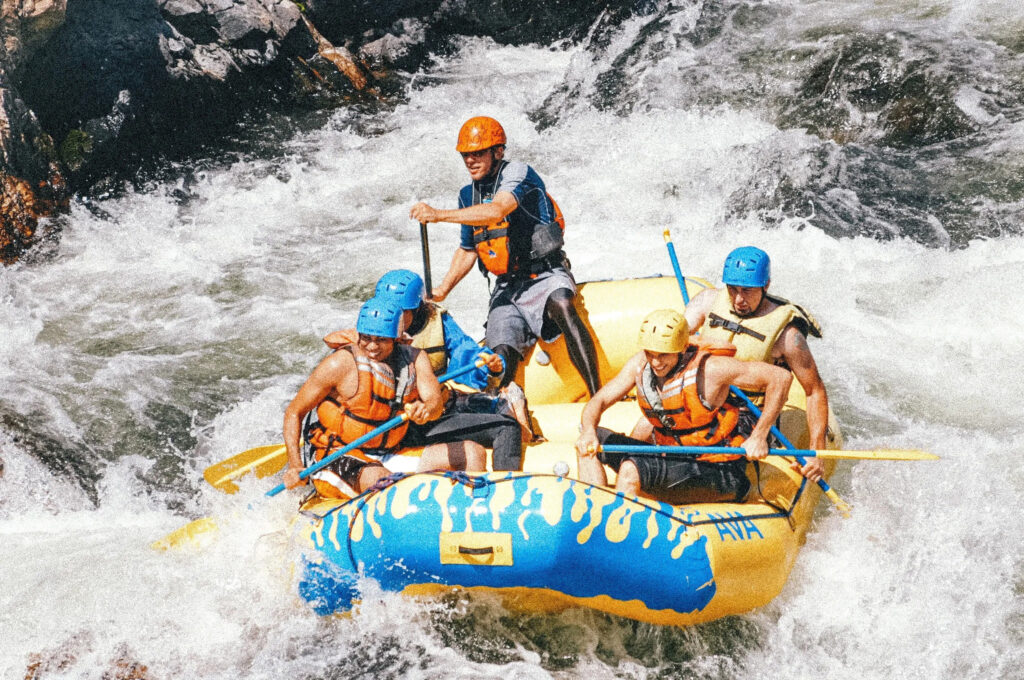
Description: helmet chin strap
xmin=406 ymin=303 xmax=429 ymax=336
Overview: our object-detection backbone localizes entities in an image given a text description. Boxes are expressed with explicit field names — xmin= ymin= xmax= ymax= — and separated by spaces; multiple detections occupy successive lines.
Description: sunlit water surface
xmin=2 ymin=1 xmax=1023 ymax=677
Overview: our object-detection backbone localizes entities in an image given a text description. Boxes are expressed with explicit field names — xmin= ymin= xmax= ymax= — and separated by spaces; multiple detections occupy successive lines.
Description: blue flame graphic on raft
xmin=297 ymin=473 xmax=716 ymax=616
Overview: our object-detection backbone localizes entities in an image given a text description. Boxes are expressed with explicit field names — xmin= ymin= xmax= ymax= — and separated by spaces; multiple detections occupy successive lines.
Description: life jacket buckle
xmin=708 ymin=313 xmax=767 ymax=341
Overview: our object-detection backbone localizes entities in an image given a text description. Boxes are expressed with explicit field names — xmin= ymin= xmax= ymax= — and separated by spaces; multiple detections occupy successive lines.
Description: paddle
xmin=661 ymin=230 xmax=853 ymax=515
xmin=728 ymin=386 xmax=852 ymax=517
xmin=420 ymin=221 xmax=433 ymax=298
xmin=265 ymin=412 xmax=406 ymax=497
xmin=598 ymin=444 xmax=938 ymax=461
xmin=204 ymin=443 xmax=289 ymax=494
xmin=154 ymin=358 xmax=488 ymax=550
xmin=663 ymin=228 xmax=690 ymax=305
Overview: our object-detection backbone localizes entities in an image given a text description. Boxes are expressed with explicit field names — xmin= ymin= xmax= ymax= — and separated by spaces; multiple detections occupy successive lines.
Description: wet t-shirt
xmin=457 ymin=161 xmax=557 ymax=252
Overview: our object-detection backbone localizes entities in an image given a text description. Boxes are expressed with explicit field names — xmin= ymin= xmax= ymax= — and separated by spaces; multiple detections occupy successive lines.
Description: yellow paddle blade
xmin=824 ymin=488 xmax=853 ymax=518
xmin=151 ymin=517 xmax=220 ymax=552
xmin=203 ymin=444 xmax=288 ymax=494
xmin=815 ymin=448 xmax=939 ymax=461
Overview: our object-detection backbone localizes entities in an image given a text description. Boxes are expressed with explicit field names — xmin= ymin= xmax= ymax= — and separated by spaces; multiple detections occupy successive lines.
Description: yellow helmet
xmin=638 ymin=309 xmax=689 ymax=353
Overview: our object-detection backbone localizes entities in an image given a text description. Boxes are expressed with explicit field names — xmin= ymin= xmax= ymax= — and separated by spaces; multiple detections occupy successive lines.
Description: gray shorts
xmin=484 ymin=266 xmax=576 ymax=357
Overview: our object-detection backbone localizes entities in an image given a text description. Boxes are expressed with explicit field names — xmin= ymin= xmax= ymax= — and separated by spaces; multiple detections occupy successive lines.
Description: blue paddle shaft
xmin=600 ymin=444 xmax=823 ymax=458
xmin=727 ymin=386 xmax=834 ymax=492
xmin=266 ymin=358 xmax=484 ymax=497
xmin=664 ymin=236 xmax=690 ymax=305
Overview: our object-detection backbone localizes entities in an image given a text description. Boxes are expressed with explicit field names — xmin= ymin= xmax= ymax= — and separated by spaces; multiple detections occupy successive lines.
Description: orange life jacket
xmin=635 ymin=342 xmax=746 ymax=462
xmin=305 ymin=344 xmax=419 ymax=458
xmin=472 ymin=194 xmax=565 ymax=277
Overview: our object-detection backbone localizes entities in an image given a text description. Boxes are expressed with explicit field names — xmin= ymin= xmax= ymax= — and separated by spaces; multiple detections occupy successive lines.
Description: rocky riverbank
xmin=0 ymin=0 xmax=633 ymax=263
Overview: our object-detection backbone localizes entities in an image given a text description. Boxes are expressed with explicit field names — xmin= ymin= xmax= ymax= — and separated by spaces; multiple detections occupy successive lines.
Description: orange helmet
xmin=456 ymin=116 xmax=506 ymax=153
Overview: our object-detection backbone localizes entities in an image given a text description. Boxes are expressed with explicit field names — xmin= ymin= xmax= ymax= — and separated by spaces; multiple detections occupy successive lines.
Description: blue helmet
xmin=722 ymin=246 xmax=771 ymax=287
xmin=355 ymin=297 xmax=403 ymax=339
xmin=374 ymin=269 xmax=425 ymax=311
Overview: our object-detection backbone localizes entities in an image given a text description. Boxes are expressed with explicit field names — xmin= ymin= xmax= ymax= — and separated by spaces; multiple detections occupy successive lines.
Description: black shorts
xmin=404 ymin=410 xmax=523 ymax=471
xmin=597 ymin=431 xmax=750 ymax=503
xmin=323 ymin=453 xmax=386 ymax=490
xmin=304 ymin=437 xmax=387 ymax=491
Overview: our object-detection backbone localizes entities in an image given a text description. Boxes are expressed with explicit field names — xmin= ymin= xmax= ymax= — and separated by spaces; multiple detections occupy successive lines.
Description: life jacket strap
xmin=707 ymin=312 xmax=767 ymax=341
xmin=306 ymin=421 xmax=400 ymax=458
xmin=341 ymin=410 xmax=392 ymax=429
xmin=652 ymin=422 xmax=712 ymax=438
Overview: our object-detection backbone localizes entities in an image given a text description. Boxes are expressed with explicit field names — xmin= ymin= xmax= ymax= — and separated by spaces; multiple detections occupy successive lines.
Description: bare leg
xmin=576 ymin=447 xmax=608 ymax=487
xmin=629 ymin=417 xmax=653 ymax=441
xmin=614 ymin=460 xmax=642 ymax=496
xmin=355 ymin=463 xmax=391 ymax=493
xmin=416 ymin=441 xmax=486 ymax=472
xmin=461 ymin=441 xmax=487 ymax=472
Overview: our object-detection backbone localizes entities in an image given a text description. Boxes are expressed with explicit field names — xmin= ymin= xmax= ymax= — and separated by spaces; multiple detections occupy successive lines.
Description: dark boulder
xmin=1 ymin=0 xmax=68 ymax=261
xmin=778 ymin=32 xmax=978 ymax=147
xmin=14 ymin=0 xmax=316 ymax=191
xmin=1 ymin=0 xmax=650 ymax=262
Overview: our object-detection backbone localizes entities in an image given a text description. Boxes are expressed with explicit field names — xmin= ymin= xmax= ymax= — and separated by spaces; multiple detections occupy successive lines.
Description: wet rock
xmin=431 ymin=0 xmax=625 ymax=46
xmin=2 ymin=1 xmax=67 ymax=70
xmin=0 ymin=168 xmax=67 ymax=263
xmin=301 ymin=0 xmax=637 ymax=51
xmin=216 ymin=1 xmax=275 ymax=48
xmin=268 ymin=0 xmax=302 ymax=37
xmin=779 ymin=33 xmax=978 ymax=148
xmin=878 ymin=71 xmax=977 ymax=147
xmin=0 ymin=1 xmax=67 ymax=260
xmin=13 ymin=0 xmax=317 ymax=194
xmin=1 ymin=0 xmax=643 ymax=262
xmin=24 ymin=632 xmax=151 ymax=680
xmin=302 ymin=0 xmax=438 ymax=43
xmin=358 ymin=18 xmax=427 ymax=75
xmin=0 ymin=173 xmax=42 ymax=261
xmin=160 ymin=0 xmax=219 ymax=44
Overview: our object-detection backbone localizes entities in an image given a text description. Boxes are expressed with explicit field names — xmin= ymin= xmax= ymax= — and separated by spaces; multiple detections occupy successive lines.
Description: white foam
xmin=1 ymin=6 xmax=1023 ymax=677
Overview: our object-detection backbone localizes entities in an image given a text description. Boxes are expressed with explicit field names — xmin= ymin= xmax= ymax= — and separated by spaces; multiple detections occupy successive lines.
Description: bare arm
xmin=410 ymin=191 xmax=518 ymax=226
xmin=684 ymin=287 xmax=717 ymax=332
xmin=776 ymin=326 xmax=829 ymax=449
xmin=575 ymin=352 xmax=643 ymax=486
xmin=410 ymin=190 xmax=519 ymax=300
xmin=703 ymin=356 xmax=792 ymax=460
xmin=282 ymin=351 xmax=355 ymax=488
xmin=776 ymin=325 xmax=828 ymax=481
xmin=576 ymin=352 xmax=644 ymax=453
xmin=406 ymin=348 xmax=444 ymax=424
xmin=432 ymin=247 xmax=478 ymax=302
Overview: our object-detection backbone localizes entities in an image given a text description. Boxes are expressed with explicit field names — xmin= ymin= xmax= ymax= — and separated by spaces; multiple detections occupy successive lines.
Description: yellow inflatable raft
xmin=292 ymin=276 xmax=841 ymax=626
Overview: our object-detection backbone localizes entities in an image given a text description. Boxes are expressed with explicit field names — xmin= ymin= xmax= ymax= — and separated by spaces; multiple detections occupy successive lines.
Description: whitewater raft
xmin=291 ymin=276 xmax=841 ymax=626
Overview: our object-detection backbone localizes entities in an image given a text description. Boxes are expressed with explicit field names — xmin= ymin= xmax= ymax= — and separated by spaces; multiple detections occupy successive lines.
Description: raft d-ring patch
xmin=439 ymin=532 xmax=513 ymax=566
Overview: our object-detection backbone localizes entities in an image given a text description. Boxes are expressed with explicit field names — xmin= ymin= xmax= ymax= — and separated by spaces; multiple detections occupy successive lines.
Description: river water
xmin=2 ymin=0 xmax=1022 ymax=678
